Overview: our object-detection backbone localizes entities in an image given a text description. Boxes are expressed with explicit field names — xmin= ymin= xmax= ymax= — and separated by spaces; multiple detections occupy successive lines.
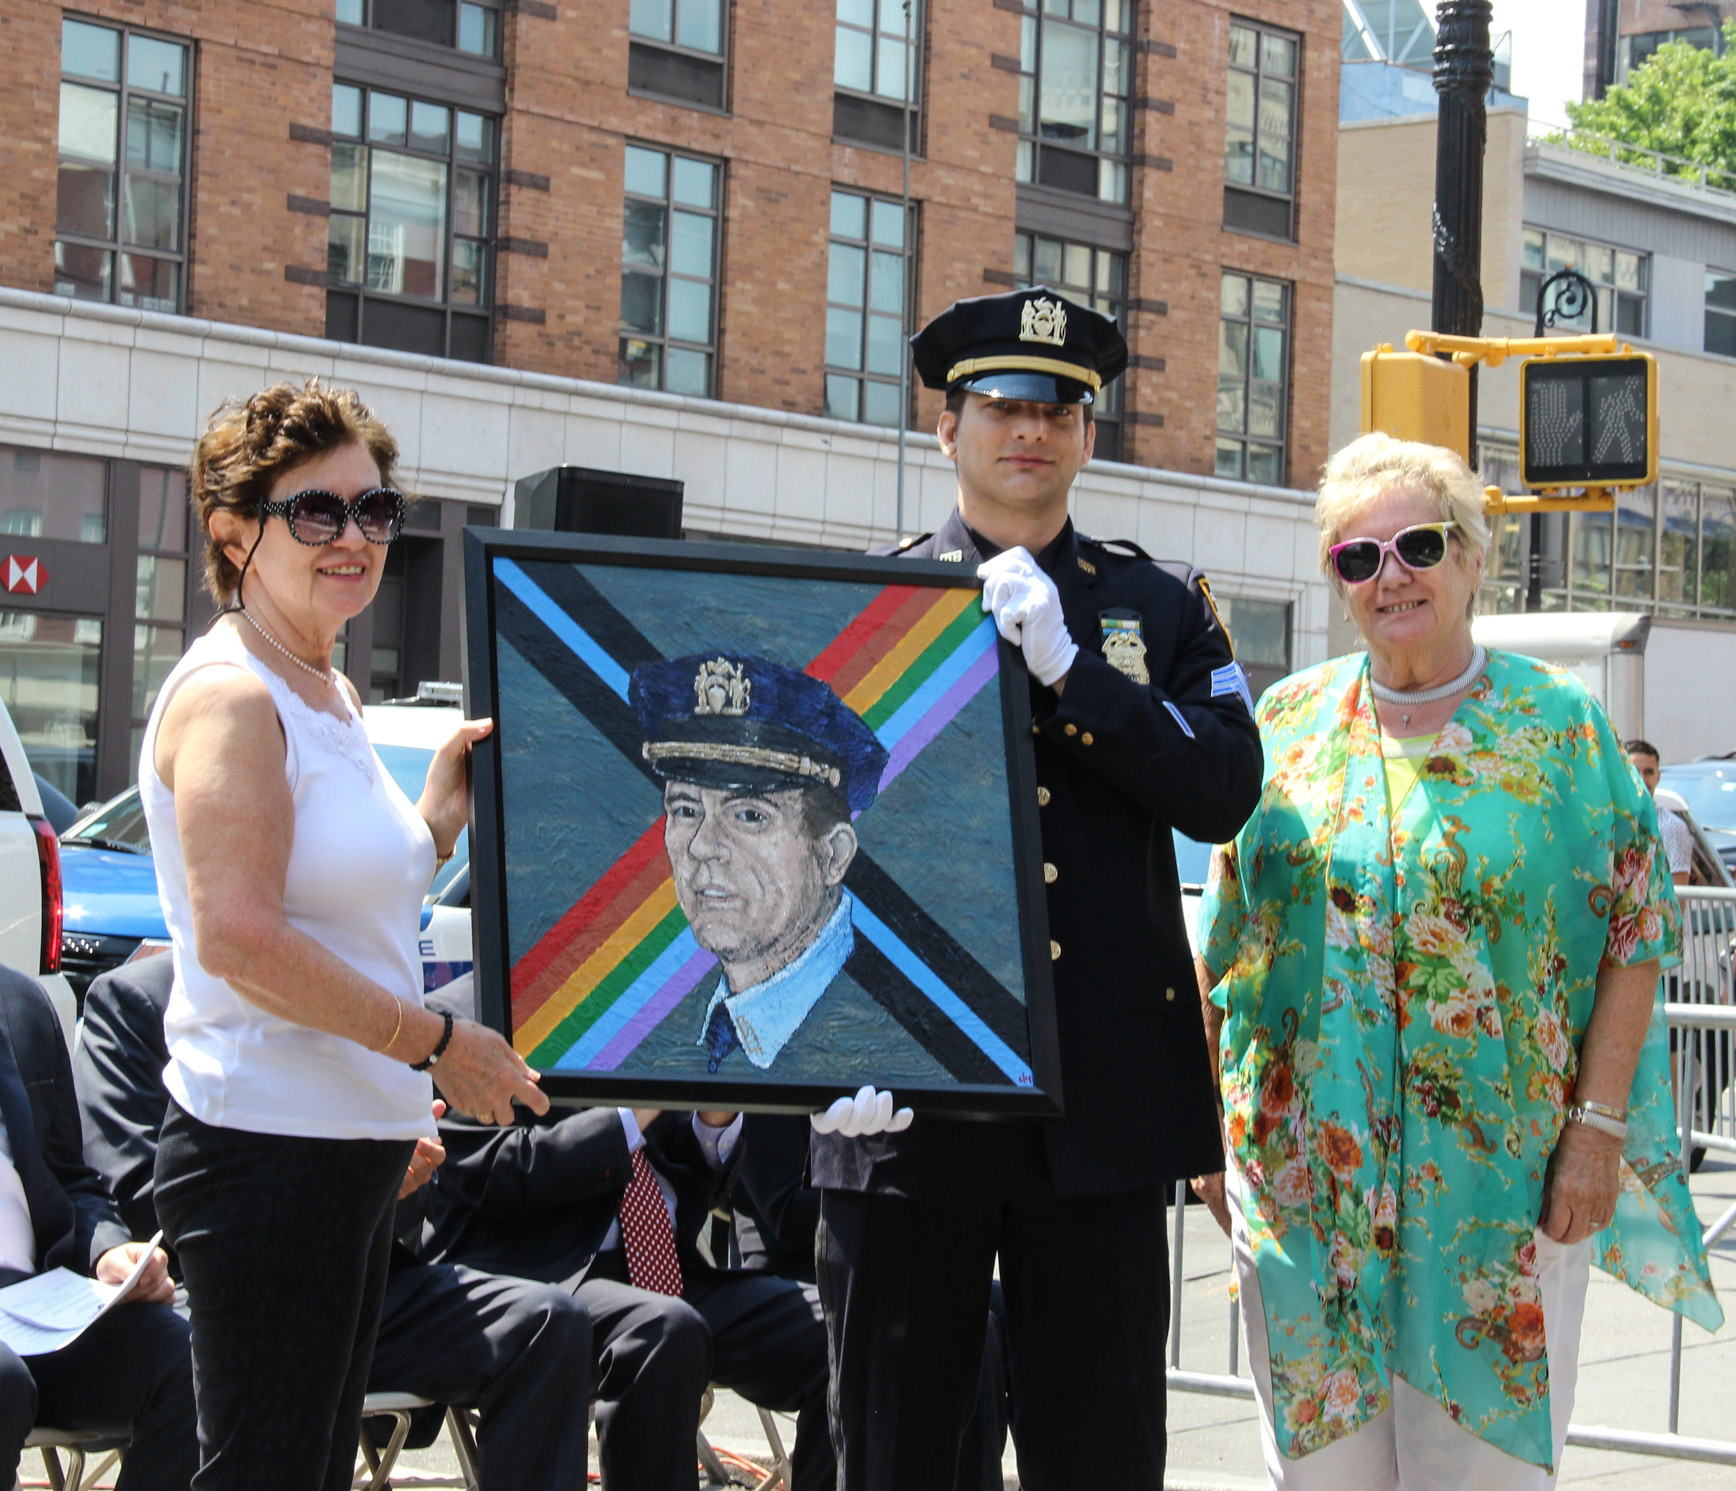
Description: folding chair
xmin=695 ymin=1386 xmax=795 ymax=1491
xmin=355 ymin=1392 xmax=480 ymax=1491
xmin=21 ymin=1426 xmax=125 ymax=1491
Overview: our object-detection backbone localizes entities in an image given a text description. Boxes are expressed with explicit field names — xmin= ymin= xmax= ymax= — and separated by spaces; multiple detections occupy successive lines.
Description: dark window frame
xmin=823 ymin=188 xmax=918 ymax=428
xmin=55 ymin=15 xmax=193 ymax=315
xmin=1011 ymin=0 xmax=1134 ymax=206
xmin=618 ymin=142 xmax=724 ymax=400
xmin=335 ymin=0 xmax=502 ymax=60
xmin=1216 ymin=269 xmax=1292 ymax=487
xmin=627 ymin=0 xmax=729 ymax=111
xmin=832 ymin=0 xmax=922 ymax=153
xmin=325 ymin=80 xmax=498 ymax=365
xmin=1522 ymin=226 xmax=1649 ymax=340
xmin=1223 ymin=16 xmax=1300 ymax=242
xmin=1012 ymin=231 xmax=1126 ymax=462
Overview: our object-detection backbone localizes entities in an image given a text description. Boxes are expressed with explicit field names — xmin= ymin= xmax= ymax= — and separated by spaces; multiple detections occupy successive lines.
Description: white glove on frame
xmin=976 ymin=548 xmax=1079 ymax=688
xmin=811 ymin=1085 xmax=915 ymax=1137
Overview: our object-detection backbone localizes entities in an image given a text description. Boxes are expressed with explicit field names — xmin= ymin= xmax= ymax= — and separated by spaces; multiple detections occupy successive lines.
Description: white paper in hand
xmin=0 ymin=1230 xmax=161 ymax=1356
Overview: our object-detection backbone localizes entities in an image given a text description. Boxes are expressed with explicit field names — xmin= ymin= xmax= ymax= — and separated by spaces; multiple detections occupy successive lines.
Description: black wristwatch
xmin=411 ymin=1009 xmax=455 ymax=1071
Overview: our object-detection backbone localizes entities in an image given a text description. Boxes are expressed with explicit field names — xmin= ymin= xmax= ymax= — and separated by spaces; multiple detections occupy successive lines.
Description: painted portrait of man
xmin=630 ymin=653 xmax=910 ymax=1075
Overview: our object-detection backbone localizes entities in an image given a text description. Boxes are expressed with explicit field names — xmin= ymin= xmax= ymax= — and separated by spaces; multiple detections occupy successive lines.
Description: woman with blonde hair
xmin=1194 ymin=432 xmax=1719 ymax=1489
xmin=145 ymin=380 xmax=547 ymax=1489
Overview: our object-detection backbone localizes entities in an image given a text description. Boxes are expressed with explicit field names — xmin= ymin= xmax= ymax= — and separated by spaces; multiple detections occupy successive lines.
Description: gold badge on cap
xmin=692 ymin=657 xmax=751 ymax=716
xmin=1019 ymin=297 xmax=1067 ymax=347
xmin=1100 ymin=610 xmax=1149 ymax=685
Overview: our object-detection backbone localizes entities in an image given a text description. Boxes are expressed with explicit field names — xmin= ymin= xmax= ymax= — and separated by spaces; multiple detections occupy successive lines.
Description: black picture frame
xmin=462 ymin=527 xmax=1061 ymax=1117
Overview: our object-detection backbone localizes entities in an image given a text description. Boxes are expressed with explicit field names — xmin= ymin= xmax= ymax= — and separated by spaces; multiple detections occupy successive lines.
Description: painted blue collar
xmin=700 ymin=891 xmax=856 ymax=1069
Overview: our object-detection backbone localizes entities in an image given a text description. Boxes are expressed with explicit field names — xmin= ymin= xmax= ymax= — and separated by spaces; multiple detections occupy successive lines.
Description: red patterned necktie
xmin=618 ymin=1148 xmax=685 ymax=1297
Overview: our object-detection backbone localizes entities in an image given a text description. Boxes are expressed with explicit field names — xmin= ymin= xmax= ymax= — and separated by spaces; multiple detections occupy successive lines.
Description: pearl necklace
xmin=1370 ymin=645 xmax=1485 ymax=729
xmin=238 ymin=610 xmax=336 ymax=688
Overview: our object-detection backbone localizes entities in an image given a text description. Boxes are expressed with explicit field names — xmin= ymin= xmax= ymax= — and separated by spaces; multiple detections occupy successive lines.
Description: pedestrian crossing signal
xmin=1520 ymin=352 xmax=1657 ymax=490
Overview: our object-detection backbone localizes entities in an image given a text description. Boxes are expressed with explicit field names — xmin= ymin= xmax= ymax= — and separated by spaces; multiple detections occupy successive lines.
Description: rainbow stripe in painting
xmin=508 ymin=573 xmax=1002 ymax=1072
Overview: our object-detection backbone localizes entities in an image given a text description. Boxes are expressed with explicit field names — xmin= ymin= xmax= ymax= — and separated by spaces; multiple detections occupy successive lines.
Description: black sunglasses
xmin=1327 ymin=521 xmax=1457 ymax=585
xmin=261 ymin=487 xmax=406 ymax=547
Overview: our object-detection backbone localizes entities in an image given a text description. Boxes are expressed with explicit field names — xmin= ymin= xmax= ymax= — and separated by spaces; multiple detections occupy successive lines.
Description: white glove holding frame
xmin=976 ymin=548 xmax=1078 ymax=687
xmin=810 ymin=1085 xmax=915 ymax=1137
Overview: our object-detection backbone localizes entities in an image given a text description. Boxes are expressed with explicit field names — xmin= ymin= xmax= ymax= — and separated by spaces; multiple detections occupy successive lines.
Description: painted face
xmin=940 ymin=395 xmax=1095 ymax=516
xmin=662 ymin=781 xmax=853 ymax=986
xmin=1335 ymin=484 xmax=1482 ymax=661
xmin=1629 ymin=750 xmax=1661 ymax=793
xmin=221 ymin=441 xmax=391 ymax=630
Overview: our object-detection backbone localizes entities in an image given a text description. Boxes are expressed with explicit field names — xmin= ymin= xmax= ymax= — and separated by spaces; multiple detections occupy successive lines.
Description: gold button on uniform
xmin=1165 ymin=986 xmax=1176 ymax=1002
xmin=1037 ymin=786 xmax=1051 ymax=806
xmin=1050 ymin=940 xmax=1062 ymax=961
xmin=1064 ymin=723 xmax=1077 ymax=737
xmin=1081 ymin=732 xmax=1094 ymax=746
xmin=1043 ymin=862 xmax=1057 ymax=884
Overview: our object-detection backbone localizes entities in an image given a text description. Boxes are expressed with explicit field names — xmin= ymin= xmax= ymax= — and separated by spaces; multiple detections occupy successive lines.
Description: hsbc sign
xmin=3 ymin=556 xmax=45 ymax=595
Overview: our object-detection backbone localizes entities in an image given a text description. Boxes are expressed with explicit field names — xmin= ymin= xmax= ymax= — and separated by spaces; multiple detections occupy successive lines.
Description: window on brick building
xmin=628 ymin=0 xmax=727 ymax=110
xmin=55 ymin=18 xmax=190 ymax=314
xmin=325 ymin=82 xmax=496 ymax=363
xmin=335 ymin=0 xmax=502 ymax=59
xmin=1223 ymin=19 xmax=1299 ymax=241
xmin=619 ymin=145 xmax=721 ymax=399
xmin=1011 ymin=0 xmax=1133 ymax=206
xmin=1217 ymin=270 xmax=1290 ymax=485
xmin=1013 ymin=232 xmax=1126 ymax=462
xmin=833 ymin=0 xmax=920 ymax=153
xmin=824 ymin=190 xmax=914 ymax=427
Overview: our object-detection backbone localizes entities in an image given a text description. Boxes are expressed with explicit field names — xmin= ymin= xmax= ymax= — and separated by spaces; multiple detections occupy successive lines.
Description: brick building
xmin=0 ymin=0 xmax=1340 ymax=801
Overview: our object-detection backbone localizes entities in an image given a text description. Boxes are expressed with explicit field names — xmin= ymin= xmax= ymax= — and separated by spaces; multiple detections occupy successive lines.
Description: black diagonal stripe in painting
xmin=843 ymin=935 xmax=1004 ymax=1085
xmin=520 ymin=561 xmax=668 ymax=675
xmin=844 ymin=854 xmax=1030 ymax=1056
xmin=495 ymin=586 xmax=652 ymax=775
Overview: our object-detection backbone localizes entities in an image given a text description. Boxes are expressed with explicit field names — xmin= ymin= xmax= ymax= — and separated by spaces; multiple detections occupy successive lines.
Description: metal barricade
xmin=1165 ymin=942 xmax=1736 ymax=1466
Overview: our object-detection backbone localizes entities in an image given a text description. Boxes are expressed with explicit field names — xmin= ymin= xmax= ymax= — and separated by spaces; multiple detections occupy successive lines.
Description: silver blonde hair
xmin=1314 ymin=433 xmax=1491 ymax=609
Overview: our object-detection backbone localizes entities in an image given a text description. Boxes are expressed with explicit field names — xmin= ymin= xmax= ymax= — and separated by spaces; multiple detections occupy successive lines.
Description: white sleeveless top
xmin=140 ymin=627 xmax=435 ymax=1141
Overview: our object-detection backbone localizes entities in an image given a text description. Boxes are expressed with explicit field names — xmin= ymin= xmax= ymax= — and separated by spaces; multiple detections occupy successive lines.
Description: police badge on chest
xmin=1099 ymin=609 xmax=1149 ymax=684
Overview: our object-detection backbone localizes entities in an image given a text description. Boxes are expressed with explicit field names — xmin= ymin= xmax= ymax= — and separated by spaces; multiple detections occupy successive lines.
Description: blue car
xmin=58 ymin=718 xmax=470 ymax=1001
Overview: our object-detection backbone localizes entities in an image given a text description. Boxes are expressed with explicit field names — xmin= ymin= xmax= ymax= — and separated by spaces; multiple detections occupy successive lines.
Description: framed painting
xmin=462 ymin=529 xmax=1061 ymax=1116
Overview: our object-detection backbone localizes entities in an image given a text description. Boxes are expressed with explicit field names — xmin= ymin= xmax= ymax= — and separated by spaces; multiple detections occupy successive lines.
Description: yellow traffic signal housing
xmin=1359 ymin=346 xmax=1470 ymax=461
xmin=1519 ymin=351 xmax=1657 ymax=490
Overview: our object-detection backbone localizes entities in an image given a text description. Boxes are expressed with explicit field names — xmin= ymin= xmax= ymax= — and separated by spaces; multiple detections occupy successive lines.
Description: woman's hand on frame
xmin=1539 ymin=1119 xmax=1623 ymax=1244
xmin=419 ymin=717 xmax=494 ymax=858
xmin=430 ymin=1018 xmax=548 ymax=1126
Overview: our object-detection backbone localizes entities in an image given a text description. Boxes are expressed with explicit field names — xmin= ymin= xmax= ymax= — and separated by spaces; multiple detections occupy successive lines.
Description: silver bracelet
xmin=1566 ymin=1103 xmax=1628 ymax=1142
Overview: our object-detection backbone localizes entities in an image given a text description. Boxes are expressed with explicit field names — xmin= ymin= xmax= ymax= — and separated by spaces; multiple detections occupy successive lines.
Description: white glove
xmin=976 ymin=548 xmax=1078 ymax=687
xmin=810 ymin=1085 xmax=915 ymax=1137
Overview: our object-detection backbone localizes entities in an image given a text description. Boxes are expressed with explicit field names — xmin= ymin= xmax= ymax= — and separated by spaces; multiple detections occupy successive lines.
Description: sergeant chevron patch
xmin=1210 ymin=661 xmax=1255 ymax=716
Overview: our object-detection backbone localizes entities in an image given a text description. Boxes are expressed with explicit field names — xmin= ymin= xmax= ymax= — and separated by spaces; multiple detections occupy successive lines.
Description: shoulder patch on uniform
xmin=1195 ymin=574 xmax=1234 ymax=659
xmin=1211 ymin=661 xmax=1255 ymax=717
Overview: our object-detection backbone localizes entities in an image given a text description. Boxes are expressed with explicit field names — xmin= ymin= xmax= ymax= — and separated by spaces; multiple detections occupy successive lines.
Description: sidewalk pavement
xmin=389 ymin=1158 xmax=1736 ymax=1489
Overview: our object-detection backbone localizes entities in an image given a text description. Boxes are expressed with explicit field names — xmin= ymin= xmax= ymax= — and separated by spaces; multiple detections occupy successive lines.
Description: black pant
xmin=577 ymin=1253 xmax=835 ymax=1491
xmin=818 ymin=1186 xmax=1170 ymax=1491
xmin=367 ymin=1261 xmax=592 ymax=1491
xmin=155 ymin=1101 xmax=413 ymax=1491
xmin=0 ymin=1295 xmax=196 ymax=1490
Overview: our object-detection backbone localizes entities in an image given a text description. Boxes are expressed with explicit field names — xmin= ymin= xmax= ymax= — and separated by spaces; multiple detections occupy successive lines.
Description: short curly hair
xmin=190 ymin=379 xmax=400 ymax=600
xmin=1314 ymin=432 xmax=1491 ymax=609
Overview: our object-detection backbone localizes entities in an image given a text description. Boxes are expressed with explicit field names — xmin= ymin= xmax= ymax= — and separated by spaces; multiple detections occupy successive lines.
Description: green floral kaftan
xmin=1199 ymin=649 xmax=1721 ymax=1470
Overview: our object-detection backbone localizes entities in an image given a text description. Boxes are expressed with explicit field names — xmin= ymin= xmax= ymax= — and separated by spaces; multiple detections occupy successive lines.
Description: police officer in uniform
xmin=809 ymin=287 xmax=1264 ymax=1490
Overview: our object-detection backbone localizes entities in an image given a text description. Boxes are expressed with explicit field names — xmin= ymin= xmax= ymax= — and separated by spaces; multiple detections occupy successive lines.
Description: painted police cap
xmin=909 ymin=286 xmax=1128 ymax=405
xmin=629 ymin=653 xmax=889 ymax=815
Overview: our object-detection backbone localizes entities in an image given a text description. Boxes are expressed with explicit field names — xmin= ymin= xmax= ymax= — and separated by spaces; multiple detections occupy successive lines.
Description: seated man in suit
xmin=72 ymin=954 xmax=592 ymax=1491
xmin=411 ymin=977 xmax=834 ymax=1491
xmin=0 ymin=962 xmax=195 ymax=1490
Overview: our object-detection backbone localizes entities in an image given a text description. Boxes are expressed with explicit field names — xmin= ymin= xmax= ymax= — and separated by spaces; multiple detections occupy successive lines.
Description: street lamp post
xmin=1431 ymin=0 xmax=1493 ymax=453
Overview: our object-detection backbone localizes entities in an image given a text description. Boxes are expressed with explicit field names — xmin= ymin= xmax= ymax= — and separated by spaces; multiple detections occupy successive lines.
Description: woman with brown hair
xmin=143 ymin=380 xmax=547 ymax=1490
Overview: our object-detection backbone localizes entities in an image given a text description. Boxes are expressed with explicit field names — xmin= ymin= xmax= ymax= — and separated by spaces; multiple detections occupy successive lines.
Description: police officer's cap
xmin=910 ymin=287 xmax=1128 ymax=405
xmin=630 ymin=653 xmax=889 ymax=815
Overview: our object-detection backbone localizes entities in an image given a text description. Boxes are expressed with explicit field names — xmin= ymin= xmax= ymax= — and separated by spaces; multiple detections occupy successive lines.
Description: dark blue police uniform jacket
xmin=810 ymin=512 xmax=1263 ymax=1201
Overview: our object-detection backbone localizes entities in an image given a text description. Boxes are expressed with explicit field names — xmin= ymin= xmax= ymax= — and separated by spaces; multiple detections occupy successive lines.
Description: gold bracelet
xmin=380 ymin=998 xmax=405 ymax=1055
xmin=435 ymin=846 xmax=456 ymax=870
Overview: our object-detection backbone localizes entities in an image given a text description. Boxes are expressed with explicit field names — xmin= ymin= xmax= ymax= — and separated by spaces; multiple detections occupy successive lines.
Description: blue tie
xmin=704 ymin=1003 xmax=739 ymax=1073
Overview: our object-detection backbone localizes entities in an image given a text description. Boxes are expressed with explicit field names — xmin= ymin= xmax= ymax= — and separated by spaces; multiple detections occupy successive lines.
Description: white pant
xmin=1226 ymin=1166 xmax=1592 ymax=1491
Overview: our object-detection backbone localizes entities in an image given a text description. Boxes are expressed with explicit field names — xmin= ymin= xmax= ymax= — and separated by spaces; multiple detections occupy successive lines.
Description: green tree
xmin=1563 ymin=22 xmax=1736 ymax=184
